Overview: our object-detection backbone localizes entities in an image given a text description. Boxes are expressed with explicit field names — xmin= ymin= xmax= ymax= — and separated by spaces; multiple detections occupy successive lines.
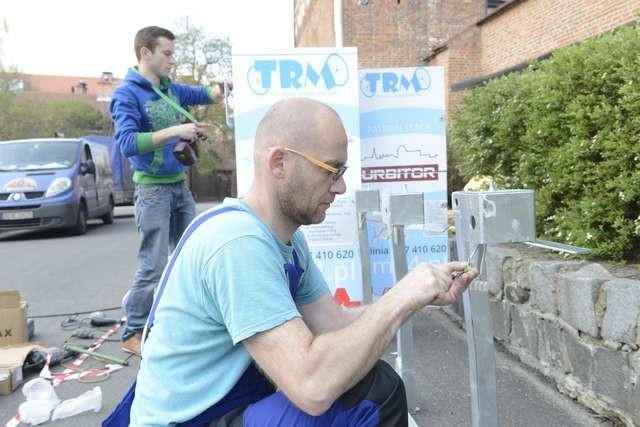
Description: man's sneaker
xmin=121 ymin=333 xmax=142 ymax=356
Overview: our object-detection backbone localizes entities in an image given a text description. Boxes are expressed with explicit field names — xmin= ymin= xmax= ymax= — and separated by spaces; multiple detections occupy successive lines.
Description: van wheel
xmin=71 ymin=203 xmax=88 ymax=235
xmin=102 ymin=198 xmax=114 ymax=225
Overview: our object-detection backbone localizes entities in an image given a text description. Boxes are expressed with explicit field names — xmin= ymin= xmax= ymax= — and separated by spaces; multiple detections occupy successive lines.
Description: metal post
xmin=388 ymin=193 xmax=425 ymax=415
xmin=453 ymin=189 xmax=537 ymax=427
xmin=355 ymin=190 xmax=381 ymax=304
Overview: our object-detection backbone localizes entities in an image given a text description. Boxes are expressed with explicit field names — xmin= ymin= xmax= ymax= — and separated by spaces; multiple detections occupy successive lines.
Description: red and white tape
xmin=5 ymin=322 xmax=123 ymax=427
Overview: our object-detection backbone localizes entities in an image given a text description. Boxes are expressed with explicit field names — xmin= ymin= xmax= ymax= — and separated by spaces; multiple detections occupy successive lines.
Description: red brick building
xmin=294 ymin=0 xmax=640 ymax=114
xmin=295 ymin=0 xmax=492 ymax=68
xmin=16 ymin=72 xmax=121 ymax=118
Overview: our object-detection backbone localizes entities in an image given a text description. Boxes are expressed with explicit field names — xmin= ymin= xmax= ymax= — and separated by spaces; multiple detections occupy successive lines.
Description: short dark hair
xmin=134 ymin=26 xmax=175 ymax=61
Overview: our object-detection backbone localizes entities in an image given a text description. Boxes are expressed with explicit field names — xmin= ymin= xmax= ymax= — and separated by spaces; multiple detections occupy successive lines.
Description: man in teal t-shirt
xmin=121 ymin=98 xmax=477 ymax=426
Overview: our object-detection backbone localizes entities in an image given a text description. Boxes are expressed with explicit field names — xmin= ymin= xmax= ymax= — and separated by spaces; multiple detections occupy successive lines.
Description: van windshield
xmin=0 ymin=141 xmax=80 ymax=171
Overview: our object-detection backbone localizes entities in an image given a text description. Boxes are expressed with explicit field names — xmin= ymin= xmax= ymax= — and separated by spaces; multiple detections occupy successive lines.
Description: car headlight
xmin=45 ymin=177 xmax=72 ymax=198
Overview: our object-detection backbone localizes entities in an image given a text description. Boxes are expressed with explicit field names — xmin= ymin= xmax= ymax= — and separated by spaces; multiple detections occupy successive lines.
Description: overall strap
xmin=146 ymin=206 xmax=241 ymax=329
xmin=284 ymin=249 xmax=305 ymax=298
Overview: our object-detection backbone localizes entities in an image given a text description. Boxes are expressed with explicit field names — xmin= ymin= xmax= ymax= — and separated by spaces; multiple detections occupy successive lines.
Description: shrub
xmin=449 ymin=25 xmax=640 ymax=260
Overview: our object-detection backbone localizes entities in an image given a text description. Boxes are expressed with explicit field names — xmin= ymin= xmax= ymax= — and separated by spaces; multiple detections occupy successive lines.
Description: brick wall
xmin=427 ymin=0 xmax=640 ymax=113
xmin=295 ymin=0 xmax=485 ymax=69
xmin=429 ymin=26 xmax=482 ymax=116
xmin=479 ymin=0 xmax=640 ymax=76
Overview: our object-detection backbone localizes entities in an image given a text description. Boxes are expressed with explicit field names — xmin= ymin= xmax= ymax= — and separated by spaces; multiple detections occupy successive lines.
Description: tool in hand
xmin=223 ymin=80 xmax=234 ymax=129
xmin=452 ymin=244 xmax=480 ymax=279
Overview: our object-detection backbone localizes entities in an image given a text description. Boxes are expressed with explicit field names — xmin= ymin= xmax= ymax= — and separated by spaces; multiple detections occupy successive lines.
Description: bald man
xmin=112 ymin=98 xmax=477 ymax=427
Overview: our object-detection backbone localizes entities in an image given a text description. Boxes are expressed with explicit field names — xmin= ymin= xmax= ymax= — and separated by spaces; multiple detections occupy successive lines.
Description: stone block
xmin=505 ymin=285 xmax=530 ymax=304
xmin=557 ymin=263 xmax=612 ymax=338
xmin=593 ymin=346 xmax=633 ymax=409
xmin=508 ymin=303 xmax=538 ymax=358
xmin=485 ymin=245 xmax=521 ymax=296
xmin=490 ymin=298 xmax=509 ymax=341
xmin=601 ymin=278 xmax=640 ymax=347
xmin=529 ymin=261 xmax=583 ymax=315
xmin=626 ymin=351 xmax=640 ymax=423
xmin=538 ymin=317 xmax=567 ymax=372
xmin=626 ymin=381 xmax=640 ymax=426
xmin=562 ymin=328 xmax=594 ymax=387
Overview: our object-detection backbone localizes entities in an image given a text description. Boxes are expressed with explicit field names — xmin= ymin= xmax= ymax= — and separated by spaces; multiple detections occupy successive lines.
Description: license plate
xmin=2 ymin=211 xmax=34 ymax=220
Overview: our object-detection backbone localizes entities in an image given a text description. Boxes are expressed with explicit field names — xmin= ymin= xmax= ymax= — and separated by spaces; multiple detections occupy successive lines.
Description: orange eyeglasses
xmin=284 ymin=147 xmax=348 ymax=181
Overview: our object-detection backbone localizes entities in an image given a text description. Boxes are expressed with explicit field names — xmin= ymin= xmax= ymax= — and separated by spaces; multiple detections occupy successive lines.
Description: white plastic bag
xmin=51 ymin=386 xmax=102 ymax=421
xmin=18 ymin=378 xmax=61 ymax=425
xmin=18 ymin=400 xmax=58 ymax=425
xmin=22 ymin=378 xmax=59 ymax=402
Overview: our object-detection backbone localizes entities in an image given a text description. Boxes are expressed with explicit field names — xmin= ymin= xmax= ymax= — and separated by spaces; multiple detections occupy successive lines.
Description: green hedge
xmin=449 ymin=25 xmax=640 ymax=261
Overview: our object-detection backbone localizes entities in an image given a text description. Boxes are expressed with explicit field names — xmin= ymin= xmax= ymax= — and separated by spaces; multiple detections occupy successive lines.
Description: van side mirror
xmin=81 ymin=159 xmax=96 ymax=175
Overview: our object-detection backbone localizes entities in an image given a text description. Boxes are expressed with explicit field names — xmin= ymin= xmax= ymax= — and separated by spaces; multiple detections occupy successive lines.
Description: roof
xmin=23 ymin=73 xmax=121 ymax=96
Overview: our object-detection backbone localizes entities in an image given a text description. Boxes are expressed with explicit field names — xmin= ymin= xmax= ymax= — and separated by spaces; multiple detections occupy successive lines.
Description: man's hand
xmin=210 ymin=79 xmax=233 ymax=102
xmin=395 ymin=262 xmax=479 ymax=311
xmin=172 ymin=122 xmax=210 ymax=141
xmin=211 ymin=80 xmax=233 ymax=102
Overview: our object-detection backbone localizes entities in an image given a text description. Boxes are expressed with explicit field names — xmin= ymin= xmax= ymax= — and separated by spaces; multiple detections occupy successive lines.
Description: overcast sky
xmin=1 ymin=0 xmax=294 ymax=78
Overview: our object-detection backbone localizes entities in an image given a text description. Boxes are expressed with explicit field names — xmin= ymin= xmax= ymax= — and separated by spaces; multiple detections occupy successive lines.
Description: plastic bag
xmin=18 ymin=400 xmax=58 ymax=425
xmin=18 ymin=378 xmax=60 ymax=425
xmin=51 ymin=386 xmax=102 ymax=421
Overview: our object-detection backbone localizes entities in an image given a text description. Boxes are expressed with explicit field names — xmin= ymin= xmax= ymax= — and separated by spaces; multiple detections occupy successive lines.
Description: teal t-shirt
xmin=130 ymin=198 xmax=329 ymax=426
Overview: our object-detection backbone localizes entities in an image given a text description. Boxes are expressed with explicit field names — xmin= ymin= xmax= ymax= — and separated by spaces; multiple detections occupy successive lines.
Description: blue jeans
xmin=123 ymin=182 xmax=196 ymax=339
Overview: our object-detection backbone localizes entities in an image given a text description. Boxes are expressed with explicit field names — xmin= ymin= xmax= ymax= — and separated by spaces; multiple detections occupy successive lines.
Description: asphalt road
xmin=0 ymin=203 xmax=612 ymax=426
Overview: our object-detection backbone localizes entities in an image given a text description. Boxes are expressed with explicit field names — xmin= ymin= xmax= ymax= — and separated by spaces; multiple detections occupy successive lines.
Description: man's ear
xmin=139 ymin=46 xmax=152 ymax=60
xmin=267 ymin=146 xmax=286 ymax=179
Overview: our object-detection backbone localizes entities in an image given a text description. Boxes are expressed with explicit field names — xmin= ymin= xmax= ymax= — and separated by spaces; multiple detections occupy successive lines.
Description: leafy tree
xmin=171 ymin=16 xmax=234 ymax=175
xmin=0 ymin=17 xmax=109 ymax=140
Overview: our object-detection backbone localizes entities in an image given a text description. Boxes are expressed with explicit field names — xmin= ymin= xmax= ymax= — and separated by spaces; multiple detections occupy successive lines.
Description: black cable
xmin=60 ymin=315 xmax=92 ymax=330
xmin=30 ymin=306 xmax=122 ymax=319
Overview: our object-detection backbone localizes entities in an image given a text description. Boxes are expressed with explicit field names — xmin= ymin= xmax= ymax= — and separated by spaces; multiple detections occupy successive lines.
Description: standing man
xmin=109 ymin=26 xmax=226 ymax=355
xmin=111 ymin=98 xmax=478 ymax=426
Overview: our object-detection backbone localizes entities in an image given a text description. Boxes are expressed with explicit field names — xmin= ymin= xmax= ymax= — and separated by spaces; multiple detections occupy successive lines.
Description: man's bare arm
xmin=299 ymin=293 xmax=366 ymax=334
xmin=243 ymin=262 xmax=477 ymax=415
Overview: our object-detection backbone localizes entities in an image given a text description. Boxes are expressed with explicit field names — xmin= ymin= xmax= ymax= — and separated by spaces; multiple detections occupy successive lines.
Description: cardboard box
xmin=0 ymin=366 xmax=23 ymax=395
xmin=0 ymin=343 xmax=46 ymax=395
xmin=0 ymin=291 xmax=28 ymax=347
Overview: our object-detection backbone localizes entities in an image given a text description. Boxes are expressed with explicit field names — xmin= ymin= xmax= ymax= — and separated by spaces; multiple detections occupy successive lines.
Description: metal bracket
xmin=524 ymin=239 xmax=591 ymax=255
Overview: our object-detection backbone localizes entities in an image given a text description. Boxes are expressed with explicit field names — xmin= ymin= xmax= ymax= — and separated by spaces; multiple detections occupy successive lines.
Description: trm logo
xmin=360 ymin=68 xmax=431 ymax=97
xmin=247 ymin=54 xmax=349 ymax=95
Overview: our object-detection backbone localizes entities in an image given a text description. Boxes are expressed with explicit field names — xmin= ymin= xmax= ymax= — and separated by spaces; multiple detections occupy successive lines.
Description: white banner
xmin=232 ymin=48 xmax=363 ymax=305
xmin=359 ymin=67 xmax=449 ymax=297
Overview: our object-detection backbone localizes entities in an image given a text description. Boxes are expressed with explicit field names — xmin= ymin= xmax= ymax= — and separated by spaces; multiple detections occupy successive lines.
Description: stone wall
xmin=448 ymin=243 xmax=640 ymax=425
